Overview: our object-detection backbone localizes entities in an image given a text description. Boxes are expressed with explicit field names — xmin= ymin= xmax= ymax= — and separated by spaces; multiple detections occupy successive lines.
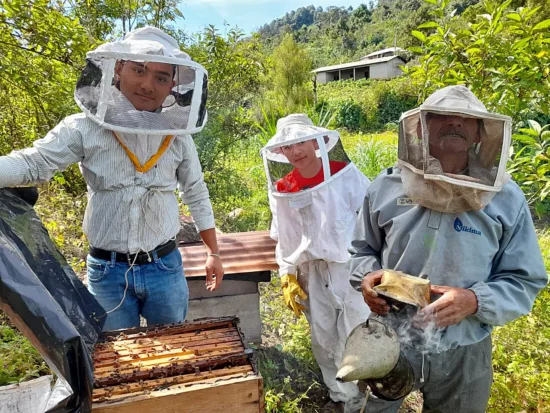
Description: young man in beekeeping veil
xmin=261 ymin=114 xmax=372 ymax=412
xmin=0 ymin=27 xmax=224 ymax=331
xmin=348 ymin=85 xmax=547 ymax=412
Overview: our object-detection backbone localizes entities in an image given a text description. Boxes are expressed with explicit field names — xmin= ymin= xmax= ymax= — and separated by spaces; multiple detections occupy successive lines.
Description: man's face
xmin=115 ymin=61 xmax=175 ymax=112
xmin=426 ymin=113 xmax=481 ymax=155
xmin=281 ymin=139 xmax=319 ymax=170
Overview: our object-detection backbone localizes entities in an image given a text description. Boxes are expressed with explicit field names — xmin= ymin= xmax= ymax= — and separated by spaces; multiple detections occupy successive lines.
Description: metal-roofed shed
xmin=313 ymin=55 xmax=405 ymax=84
xmin=180 ymin=231 xmax=277 ymax=344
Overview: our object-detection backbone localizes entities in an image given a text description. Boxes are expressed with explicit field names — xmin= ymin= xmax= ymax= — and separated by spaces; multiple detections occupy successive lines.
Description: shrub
xmin=406 ymin=0 xmax=550 ymax=123
xmin=348 ymin=138 xmax=398 ymax=180
xmin=377 ymin=90 xmax=417 ymax=125
xmin=334 ymin=100 xmax=365 ymax=131
xmin=508 ymin=121 xmax=550 ymax=218
xmin=317 ymin=77 xmax=420 ymax=132
xmin=489 ymin=231 xmax=550 ymax=412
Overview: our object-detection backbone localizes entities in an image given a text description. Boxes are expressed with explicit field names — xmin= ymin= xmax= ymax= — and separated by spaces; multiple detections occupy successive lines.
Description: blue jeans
xmin=86 ymin=248 xmax=189 ymax=332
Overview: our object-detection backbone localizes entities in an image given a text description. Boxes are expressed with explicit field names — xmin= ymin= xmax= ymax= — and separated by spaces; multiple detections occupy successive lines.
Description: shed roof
xmin=312 ymin=55 xmax=404 ymax=73
xmin=180 ymin=231 xmax=277 ymax=279
xmin=361 ymin=47 xmax=405 ymax=60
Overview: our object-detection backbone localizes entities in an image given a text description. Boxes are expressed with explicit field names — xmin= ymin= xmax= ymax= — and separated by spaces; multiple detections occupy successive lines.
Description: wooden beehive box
xmin=92 ymin=317 xmax=264 ymax=413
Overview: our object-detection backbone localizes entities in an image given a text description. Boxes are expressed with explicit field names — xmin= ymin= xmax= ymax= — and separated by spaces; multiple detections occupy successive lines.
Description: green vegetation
xmin=489 ymin=230 xmax=550 ymax=412
xmin=0 ymin=0 xmax=548 ymax=411
xmin=265 ymin=34 xmax=313 ymax=111
xmin=317 ymin=77 xmax=419 ymax=131
xmin=0 ymin=314 xmax=50 ymax=385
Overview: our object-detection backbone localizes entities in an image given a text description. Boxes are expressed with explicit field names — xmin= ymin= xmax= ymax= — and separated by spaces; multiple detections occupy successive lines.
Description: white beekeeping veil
xmin=261 ymin=114 xmax=351 ymax=197
xmin=261 ymin=114 xmax=370 ymax=269
xmin=398 ymin=85 xmax=512 ymax=213
xmin=74 ymin=26 xmax=207 ymax=135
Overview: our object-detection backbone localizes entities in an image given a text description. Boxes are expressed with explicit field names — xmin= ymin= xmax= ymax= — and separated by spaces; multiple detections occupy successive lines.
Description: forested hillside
xmin=257 ymin=0 xmax=548 ymax=67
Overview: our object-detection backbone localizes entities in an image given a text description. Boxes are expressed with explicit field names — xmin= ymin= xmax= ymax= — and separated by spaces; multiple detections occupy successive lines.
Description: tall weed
xmin=346 ymin=136 xmax=398 ymax=180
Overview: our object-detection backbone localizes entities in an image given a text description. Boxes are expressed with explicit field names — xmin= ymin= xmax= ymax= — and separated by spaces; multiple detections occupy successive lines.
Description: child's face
xmin=281 ymin=139 xmax=319 ymax=170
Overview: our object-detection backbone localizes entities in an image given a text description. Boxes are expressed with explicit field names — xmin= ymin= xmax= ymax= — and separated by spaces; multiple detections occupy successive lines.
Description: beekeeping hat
xmin=260 ymin=114 xmax=351 ymax=194
xmin=397 ymin=85 xmax=512 ymax=212
xmin=74 ymin=26 xmax=208 ymax=134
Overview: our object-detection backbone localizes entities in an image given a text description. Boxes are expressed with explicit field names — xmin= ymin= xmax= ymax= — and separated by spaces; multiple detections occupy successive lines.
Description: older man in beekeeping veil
xmin=348 ymin=85 xmax=547 ymax=412
xmin=0 ymin=26 xmax=224 ymax=331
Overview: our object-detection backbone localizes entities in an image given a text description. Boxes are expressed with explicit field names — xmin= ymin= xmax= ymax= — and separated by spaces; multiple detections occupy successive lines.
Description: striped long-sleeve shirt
xmin=0 ymin=113 xmax=215 ymax=253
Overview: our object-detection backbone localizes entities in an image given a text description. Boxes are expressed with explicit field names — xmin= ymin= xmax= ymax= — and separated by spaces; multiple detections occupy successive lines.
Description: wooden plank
xmin=92 ymin=375 xmax=262 ymax=413
xmin=94 ymin=347 xmax=245 ymax=377
xmin=93 ymin=365 xmax=254 ymax=400
xmin=93 ymin=349 xmax=197 ymax=371
xmin=94 ymin=353 xmax=251 ymax=387
xmin=93 ymin=335 xmax=242 ymax=363
xmin=94 ymin=336 xmax=242 ymax=362
xmin=99 ymin=318 xmax=236 ymax=340
xmin=94 ymin=329 xmax=239 ymax=356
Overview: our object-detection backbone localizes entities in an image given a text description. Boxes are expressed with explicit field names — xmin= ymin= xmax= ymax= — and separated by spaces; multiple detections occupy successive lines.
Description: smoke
xmin=378 ymin=305 xmax=443 ymax=354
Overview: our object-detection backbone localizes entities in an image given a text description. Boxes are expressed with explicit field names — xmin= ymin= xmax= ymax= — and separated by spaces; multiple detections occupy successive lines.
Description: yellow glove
xmin=281 ymin=274 xmax=308 ymax=317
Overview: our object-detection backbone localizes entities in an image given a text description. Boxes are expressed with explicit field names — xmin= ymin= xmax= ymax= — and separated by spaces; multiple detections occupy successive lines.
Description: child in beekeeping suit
xmin=261 ymin=114 xmax=371 ymax=413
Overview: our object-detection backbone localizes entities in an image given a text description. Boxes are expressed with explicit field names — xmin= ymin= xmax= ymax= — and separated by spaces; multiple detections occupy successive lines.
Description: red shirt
xmin=275 ymin=161 xmax=348 ymax=193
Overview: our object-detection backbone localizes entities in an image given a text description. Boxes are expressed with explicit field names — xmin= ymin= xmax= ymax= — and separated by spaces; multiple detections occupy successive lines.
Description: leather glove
xmin=281 ymin=274 xmax=308 ymax=317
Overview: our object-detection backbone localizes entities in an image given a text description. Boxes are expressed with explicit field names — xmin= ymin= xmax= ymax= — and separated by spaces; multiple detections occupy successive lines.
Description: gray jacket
xmin=348 ymin=167 xmax=547 ymax=351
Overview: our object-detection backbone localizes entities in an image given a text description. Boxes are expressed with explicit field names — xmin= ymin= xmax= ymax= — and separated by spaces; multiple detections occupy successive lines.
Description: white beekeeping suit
xmin=261 ymin=114 xmax=371 ymax=409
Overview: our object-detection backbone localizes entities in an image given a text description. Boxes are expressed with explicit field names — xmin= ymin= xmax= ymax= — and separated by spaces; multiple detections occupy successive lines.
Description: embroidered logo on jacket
xmin=397 ymin=197 xmax=418 ymax=206
xmin=453 ymin=218 xmax=481 ymax=235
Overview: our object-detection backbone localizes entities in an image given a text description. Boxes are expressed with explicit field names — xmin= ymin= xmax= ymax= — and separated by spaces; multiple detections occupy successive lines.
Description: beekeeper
xmin=348 ymin=85 xmax=547 ymax=412
xmin=0 ymin=27 xmax=224 ymax=331
xmin=261 ymin=114 xmax=371 ymax=412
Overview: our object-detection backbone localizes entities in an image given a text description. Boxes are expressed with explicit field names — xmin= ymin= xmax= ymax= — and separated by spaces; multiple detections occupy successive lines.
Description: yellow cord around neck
xmin=112 ymin=131 xmax=173 ymax=173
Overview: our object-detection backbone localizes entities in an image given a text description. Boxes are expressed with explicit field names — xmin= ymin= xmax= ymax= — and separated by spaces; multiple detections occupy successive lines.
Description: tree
xmin=0 ymin=0 xmax=89 ymax=141
xmin=406 ymin=0 xmax=550 ymax=121
xmin=350 ymin=4 xmax=372 ymax=27
xmin=186 ymin=25 xmax=266 ymax=173
xmin=67 ymin=0 xmax=184 ymax=40
xmin=268 ymin=34 xmax=313 ymax=110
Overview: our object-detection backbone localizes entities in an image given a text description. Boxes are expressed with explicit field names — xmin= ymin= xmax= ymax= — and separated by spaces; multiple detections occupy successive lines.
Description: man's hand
xmin=205 ymin=255 xmax=224 ymax=291
xmin=361 ymin=269 xmax=390 ymax=315
xmin=417 ymin=285 xmax=478 ymax=328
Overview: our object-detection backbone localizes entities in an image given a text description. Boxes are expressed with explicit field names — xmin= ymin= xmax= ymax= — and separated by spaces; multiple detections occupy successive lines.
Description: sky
xmin=176 ymin=0 xmax=368 ymax=35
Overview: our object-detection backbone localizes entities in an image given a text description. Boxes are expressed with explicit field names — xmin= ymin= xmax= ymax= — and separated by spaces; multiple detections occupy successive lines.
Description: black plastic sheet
xmin=0 ymin=188 xmax=104 ymax=413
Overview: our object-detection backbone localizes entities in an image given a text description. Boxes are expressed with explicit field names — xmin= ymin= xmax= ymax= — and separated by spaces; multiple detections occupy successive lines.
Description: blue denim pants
xmin=86 ymin=248 xmax=189 ymax=332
